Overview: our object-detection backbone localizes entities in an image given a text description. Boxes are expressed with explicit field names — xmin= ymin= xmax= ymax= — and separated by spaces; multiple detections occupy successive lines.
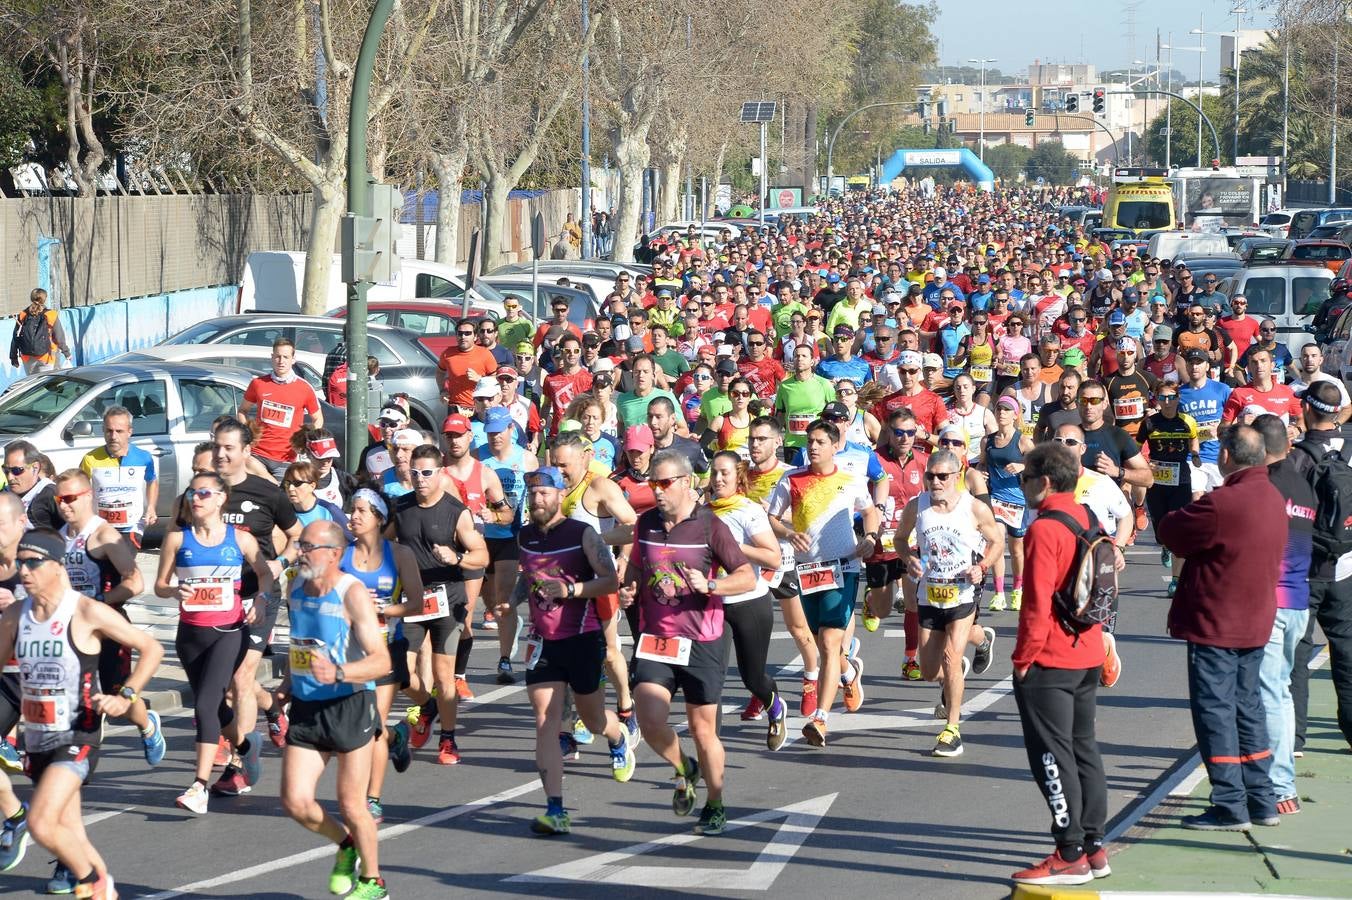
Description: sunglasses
xmin=1158 ymin=394 xmax=1180 ymax=401
xmin=457 ymin=330 xmax=475 ymax=337
xmin=298 ymin=541 xmax=343 ymax=553
xmin=729 ymin=390 xmax=752 ymax=398
xmin=938 ymin=438 xmax=966 ymax=448
xmin=189 ymin=488 xmax=222 ymax=499
xmin=4 ymin=465 xmax=31 ymax=477
xmin=647 ymin=475 xmax=688 ymax=491
xmin=693 ymin=373 xmax=712 ymax=381
xmin=15 ymin=557 xmax=51 ymax=570
xmin=515 ymin=355 xmax=535 ymax=362
xmin=1078 ymin=396 xmax=1106 ymax=406
xmin=478 ymin=326 xmax=497 ymax=334
xmin=924 ymin=471 xmax=958 ymax=482
xmin=411 ymin=468 xmax=439 ymax=479
xmin=1053 ymin=436 xmax=1083 ymax=446
xmin=283 ymin=479 xmax=315 ymax=488
xmin=55 ymin=490 xmax=90 ymax=505
xmin=892 ymin=428 xmax=917 ymax=438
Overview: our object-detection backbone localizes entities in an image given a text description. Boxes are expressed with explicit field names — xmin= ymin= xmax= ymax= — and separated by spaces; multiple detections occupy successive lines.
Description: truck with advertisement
xmin=1169 ymin=166 xmax=1269 ymax=230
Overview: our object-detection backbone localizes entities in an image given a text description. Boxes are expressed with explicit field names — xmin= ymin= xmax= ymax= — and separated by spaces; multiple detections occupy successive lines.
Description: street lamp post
xmin=1161 ymin=41 xmax=1204 ymax=168
xmin=967 ymin=57 xmax=997 ymax=163
xmin=1193 ymin=6 xmax=1246 ymax=165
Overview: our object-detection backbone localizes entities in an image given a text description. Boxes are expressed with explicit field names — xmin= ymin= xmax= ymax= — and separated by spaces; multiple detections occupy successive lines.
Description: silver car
xmin=0 ymin=361 xmax=300 ymax=519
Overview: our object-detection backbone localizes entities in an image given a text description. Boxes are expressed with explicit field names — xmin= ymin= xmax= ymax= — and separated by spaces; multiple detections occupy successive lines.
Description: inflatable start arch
xmin=879 ymin=148 xmax=996 ymax=192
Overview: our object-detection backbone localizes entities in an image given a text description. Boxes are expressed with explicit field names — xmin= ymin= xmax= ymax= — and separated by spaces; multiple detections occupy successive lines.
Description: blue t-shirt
xmin=969 ymin=290 xmax=995 ymax=312
xmin=1179 ymin=379 xmax=1232 ymax=463
xmin=815 ymin=355 xmax=872 ymax=388
xmin=938 ymin=324 xmax=971 ymax=377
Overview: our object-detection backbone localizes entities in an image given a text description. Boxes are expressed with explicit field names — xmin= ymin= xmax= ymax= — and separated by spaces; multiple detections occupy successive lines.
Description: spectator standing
xmin=1010 ymin=442 xmax=1110 ymax=887
xmin=9 ymin=288 xmax=70 ymax=374
xmin=1158 ymin=425 xmax=1287 ymax=830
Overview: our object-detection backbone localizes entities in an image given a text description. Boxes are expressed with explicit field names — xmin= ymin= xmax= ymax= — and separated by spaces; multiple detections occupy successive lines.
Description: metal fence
xmin=1286 ymin=180 xmax=1352 ymax=207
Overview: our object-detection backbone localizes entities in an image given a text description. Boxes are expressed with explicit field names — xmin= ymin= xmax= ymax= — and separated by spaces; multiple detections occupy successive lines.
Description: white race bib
xmin=1151 ymin=461 xmax=1181 ymax=487
xmin=523 ymin=633 xmax=544 ymax=670
xmin=991 ymin=498 xmax=1026 ymax=529
xmin=259 ymin=398 xmax=296 ymax=428
xmin=404 ymin=584 xmax=450 ymax=623
xmin=635 ymin=632 xmax=693 ymax=666
xmin=1113 ymin=396 xmax=1145 ymax=419
xmin=21 ymin=687 xmax=66 ymax=731
xmin=796 ymin=560 xmax=842 ymax=595
xmin=788 ymin=413 xmax=813 ymax=435
xmin=970 ymin=365 xmax=993 ymax=383
xmin=181 ymin=576 xmax=235 ymax=613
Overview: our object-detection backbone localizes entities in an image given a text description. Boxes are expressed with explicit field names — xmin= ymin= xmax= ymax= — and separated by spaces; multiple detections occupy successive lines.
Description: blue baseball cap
xmin=484 ymin=407 xmax=513 ymax=434
xmin=527 ymin=467 xmax=566 ymax=490
xmin=1108 ymin=309 xmax=1127 ymax=325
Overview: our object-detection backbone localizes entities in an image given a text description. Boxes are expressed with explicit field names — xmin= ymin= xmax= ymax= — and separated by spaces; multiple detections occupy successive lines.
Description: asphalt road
xmin=2 ymin=538 xmax=1197 ymax=899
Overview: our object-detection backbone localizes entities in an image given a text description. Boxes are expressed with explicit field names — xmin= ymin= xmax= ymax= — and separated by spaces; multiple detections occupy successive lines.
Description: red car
xmin=329 ymin=299 xmax=499 ymax=357
xmin=1284 ymin=239 xmax=1352 ymax=274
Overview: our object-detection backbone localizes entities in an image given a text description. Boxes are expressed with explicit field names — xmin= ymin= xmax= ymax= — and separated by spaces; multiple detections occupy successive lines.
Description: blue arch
xmin=879 ymin=148 xmax=995 ymax=192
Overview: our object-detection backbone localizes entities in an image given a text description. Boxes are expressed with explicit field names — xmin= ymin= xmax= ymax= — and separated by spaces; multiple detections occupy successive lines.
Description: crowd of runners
xmin=0 ymin=182 xmax=1345 ymax=898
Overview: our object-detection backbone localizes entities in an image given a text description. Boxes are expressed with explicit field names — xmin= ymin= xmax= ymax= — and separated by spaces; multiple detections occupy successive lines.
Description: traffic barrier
xmin=0 ymin=284 xmax=237 ymax=393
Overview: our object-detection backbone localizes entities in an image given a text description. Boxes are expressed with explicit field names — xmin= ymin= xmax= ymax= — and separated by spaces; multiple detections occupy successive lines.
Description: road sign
xmin=531 ymin=212 xmax=545 ymax=259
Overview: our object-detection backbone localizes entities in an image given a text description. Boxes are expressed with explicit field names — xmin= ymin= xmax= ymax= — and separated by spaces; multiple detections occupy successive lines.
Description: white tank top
xmin=17 ymin=589 xmax=101 ymax=752
xmin=844 ymin=411 xmax=869 ymax=446
xmin=61 ymin=518 xmax=105 ymax=600
xmin=915 ymin=492 xmax=984 ymax=609
xmin=950 ymin=404 xmax=987 ymax=461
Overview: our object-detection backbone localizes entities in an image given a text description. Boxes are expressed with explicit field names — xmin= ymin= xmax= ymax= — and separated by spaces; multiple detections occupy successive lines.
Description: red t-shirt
xmin=871 ymin=388 xmax=950 ymax=436
xmin=1221 ymin=314 xmax=1262 ymax=349
xmin=738 ymin=357 xmax=787 ymax=401
xmin=244 ymin=375 xmax=319 ymax=462
xmin=867 ymin=447 xmax=928 ymax=562
xmin=1221 ymin=382 xmax=1300 ymax=423
xmin=543 ymin=369 xmax=594 ymax=436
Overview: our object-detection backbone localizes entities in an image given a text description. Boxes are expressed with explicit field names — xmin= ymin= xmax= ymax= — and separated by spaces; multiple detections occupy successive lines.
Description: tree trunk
xmin=610 ymin=126 xmax=650 ymax=263
xmin=301 ymin=179 xmax=344 ymax=315
xmin=659 ymin=151 xmax=682 ymax=223
xmin=804 ymin=102 xmax=819 ymax=192
xmin=712 ymin=141 xmax=727 ymax=215
xmin=431 ymin=145 xmax=468 ymax=266
xmin=480 ymin=172 xmax=513 ymax=273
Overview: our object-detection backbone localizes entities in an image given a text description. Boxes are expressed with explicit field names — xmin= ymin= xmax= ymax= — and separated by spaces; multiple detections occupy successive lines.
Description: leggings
xmin=176 ymin=622 xmax=246 ymax=744
xmin=723 ymin=593 xmax=777 ymax=706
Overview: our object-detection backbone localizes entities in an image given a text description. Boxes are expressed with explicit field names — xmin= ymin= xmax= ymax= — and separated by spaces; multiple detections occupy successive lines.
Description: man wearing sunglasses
xmin=497 ymin=295 xmax=533 ymax=350
xmin=2 ymin=440 xmax=59 ymax=530
xmin=1177 ymin=349 xmax=1233 ymax=496
xmin=542 ymin=335 xmax=593 ymax=439
xmin=894 ymin=449 xmax=1004 ymax=758
xmin=1237 ymin=317 xmax=1292 ymax=384
xmin=1076 ymin=381 xmax=1153 ymax=529
xmin=0 ymin=529 xmax=162 ymax=900
xmin=277 ymin=520 xmax=393 ymax=899
xmin=438 ymin=319 xmax=500 ymax=413
xmin=54 ymin=469 xmax=163 ymax=766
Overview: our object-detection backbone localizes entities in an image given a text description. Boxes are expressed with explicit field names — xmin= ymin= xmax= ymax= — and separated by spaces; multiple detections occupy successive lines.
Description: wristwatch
xmin=119 ymin=686 xmax=138 ymax=703
xmin=335 ymin=666 xmax=346 ymax=684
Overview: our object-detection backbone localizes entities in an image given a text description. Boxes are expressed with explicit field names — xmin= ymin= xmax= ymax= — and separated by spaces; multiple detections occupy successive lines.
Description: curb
xmin=141 ymin=656 xmax=287 ymax=714
xmin=1010 ymin=889 xmax=1098 ymax=900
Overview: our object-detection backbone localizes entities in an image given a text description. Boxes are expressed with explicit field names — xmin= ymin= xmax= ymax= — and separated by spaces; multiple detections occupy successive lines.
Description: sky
xmin=933 ymin=0 xmax=1279 ymax=82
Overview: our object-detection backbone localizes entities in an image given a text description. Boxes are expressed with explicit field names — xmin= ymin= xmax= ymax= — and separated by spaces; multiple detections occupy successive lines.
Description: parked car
xmin=1283 ymin=238 xmax=1352 ymax=273
xmin=1287 ymin=207 xmax=1352 ymax=239
xmin=1217 ymin=261 xmax=1333 ymax=357
xmin=481 ymin=272 xmax=608 ymax=310
xmin=159 ymin=314 xmax=446 ymax=431
xmin=473 ymin=279 xmax=597 ymax=329
xmin=0 ymin=362 xmax=308 ymax=520
xmin=1172 ymin=252 xmax=1244 ymax=282
xmin=1146 ymin=231 xmax=1231 ymax=259
xmin=489 ymin=259 xmax=651 ymax=280
xmin=1236 ymin=237 xmax=1291 ymax=262
xmin=1259 ymin=208 xmax=1298 ymax=239
xmin=326 ymin=300 xmax=501 ymax=358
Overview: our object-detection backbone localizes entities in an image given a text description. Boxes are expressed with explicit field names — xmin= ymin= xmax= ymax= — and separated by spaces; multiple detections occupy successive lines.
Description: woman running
xmin=155 ymin=472 xmax=274 ymax=815
xmin=708 ymin=377 xmax=755 ymax=459
xmin=708 ymin=452 xmax=786 ymax=751
xmin=980 ymin=396 xmax=1034 ymax=612
xmin=831 ymin=378 xmax=880 ymax=446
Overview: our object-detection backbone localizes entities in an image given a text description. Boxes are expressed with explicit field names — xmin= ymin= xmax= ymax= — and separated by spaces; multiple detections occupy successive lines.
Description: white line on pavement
xmin=82 ymin=805 xmax=135 ymax=826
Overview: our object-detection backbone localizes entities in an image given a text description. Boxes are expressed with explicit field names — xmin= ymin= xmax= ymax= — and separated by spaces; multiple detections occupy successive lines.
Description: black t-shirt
xmin=1082 ymin=423 xmax=1141 ymax=473
xmin=659 ymin=435 xmax=710 ymax=475
xmin=1034 ymin=399 xmax=1081 ymax=439
xmin=221 ymin=474 xmax=296 ymax=597
xmin=393 ymin=491 xmax=470 ymax=590
xmin=23 ymin=483 xmax=60 ymax=530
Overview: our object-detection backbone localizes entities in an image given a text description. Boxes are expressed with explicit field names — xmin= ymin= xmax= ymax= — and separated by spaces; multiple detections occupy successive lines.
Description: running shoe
xmin=267 ymin=707 xmax=290 ymax=748
xmin=329 ymin=844 xmax=359 ymax=895
xmin=972 ymin=626 xmax=996 ymax=676
xmin=1277 ymin=796 xmax=1302 ymax=815
xmin=437 ymin=735 xmax=461 ymax=765
xmin=1167 ymin=577 xmax=1178 ymax=598
xmin=0 ymin=804 xmax=29 ymax=872
xmin=407 ymin=704 xmax=435 ymax=750
xmin=240 ymin=732 xmax=263 ymax=786
xmin=175 ymin=783 xmax=208 ymax=816
xmin=0 ymin=738 xmax=22 ymax=773
xmin=694 ymin=803 xmax=727 ymax=836
xmin=932 ymin=724 xmax=964 ymax=757
xmin=1011 ymin=850 xmax=1093 ymax=885
xmin=1134 ymin=505 xmax=1148 ymax=532
xmin=454 ymin=675 xmax=475 ymax=702
xmin=801 ymin=715 xmax=828 ymax=748
xmin=799 ymin=679 xmax=818 ymax=718
xmin=1252 ymin=812 xmax=1282 ymax=827
xmin=482 ymin=609 xmax=499 ymax=631
xmin=496 ymin=656 xmax=515 ymax=685
xmin=987 ymin=592 xmax=1007 ymax=612
xmin=766 ymin=693 xmax=787 ymax=752
xmin=1180 ymin=807 xmax=1252 ymax=831
xmin=559 ymin=732 xmax=580 ymax=761
xmin=740 ymin=696 xmax=766 ymax=721
xmin=901 ymin=657 xmax=922 ymax=681
xmin=1087 ymin=845 xmax=1111 ymax=878
xmin=389 ymin=722 xmax=412 ymax=774
xmin=367 ymin=798 xmax=384 ymax=824
xmin=349 ymin=877 xmax=390 ymax=899
xmin=621 ymin=711 xmax=641 ymax=746
xmin=672 ymin=757 xmax=701 ymax=816
xmin=209 ymin=764 xmax=251 ymax=796
xmin=845 ymin=636 xmax=861 ymax=660
xmin=1101 ymin=632 xmax=1122 ymax=688
xmin=48 ymin=860 xmax=76 ymax=894
xmin=531 ymin=810 xmax=571 ymax=835
xmin=213 ymin=735 xmax=231 ymax=767
xmin=841 ymin=657 xmax=864 ymax=713
xmin=1161 ymin=547 xmax=1173 ymax=568
xmin=610 ymin=734 xmax=636 ymax=783
xmin=71 ymin=871 xmax=114 ymax=899
xmin=1009 ymin=588 xmax=1022 ymax=611
xmin=862 ymin=612 xmax=880 ymax=632
xmin=572 ymin=719 xmax=594 ymax=744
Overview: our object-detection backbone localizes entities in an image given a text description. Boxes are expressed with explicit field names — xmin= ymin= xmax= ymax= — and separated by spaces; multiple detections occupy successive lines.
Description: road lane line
xmin=82 ymin=805 xmax=135 ymax=826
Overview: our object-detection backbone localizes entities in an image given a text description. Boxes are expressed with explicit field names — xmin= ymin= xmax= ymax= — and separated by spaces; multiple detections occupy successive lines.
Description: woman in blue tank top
xmin=979 ymin=396 xmax=1034 ymax=613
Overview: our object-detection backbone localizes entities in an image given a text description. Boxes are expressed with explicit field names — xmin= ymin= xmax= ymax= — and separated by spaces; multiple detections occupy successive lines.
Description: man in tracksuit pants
xmin=1009 ymin=442 xmax=1111 ymax=887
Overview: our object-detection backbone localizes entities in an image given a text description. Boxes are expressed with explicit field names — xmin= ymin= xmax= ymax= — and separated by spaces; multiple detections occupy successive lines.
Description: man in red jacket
xmin=1009 ymin=442 xmax=1110 ymax=886
xmin=1159 ymin=424 xmax=1287 ymax=832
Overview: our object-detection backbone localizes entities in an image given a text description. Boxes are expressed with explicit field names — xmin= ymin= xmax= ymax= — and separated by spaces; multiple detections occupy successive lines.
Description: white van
xmin=1145 ymin=231 xmax=1231 ymax=260
xmin=237 ymin=252 xmax=507 ymax=315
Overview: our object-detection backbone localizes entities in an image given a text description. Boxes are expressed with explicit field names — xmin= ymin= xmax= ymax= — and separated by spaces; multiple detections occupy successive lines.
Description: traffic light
xmin=342 ymin=182 xmax=404 ymax=285
xmin=1092 ymin=88 xmax=1105 ymax=115
xmin=936 ymin=100 xmax=948 ymax=119
xmin=1024 ymin=108 xmax=1035 ymax=127
xmin=922 ymin=120 xmax=931 ymax=135
xmin=1066 ymin=94 xmax=1079 ymax=113
xmin=918 ymin=99 xmax=930 ymax=120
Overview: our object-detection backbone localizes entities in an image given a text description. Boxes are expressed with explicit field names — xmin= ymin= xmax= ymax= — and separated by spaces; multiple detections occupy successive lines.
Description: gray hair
xmin=4 ymin=440 xmax=41 ymax=465
xmin=1221 ymin=423 xmax=1267 ymax=469
xmin=927 ymin=448 xmax=963 ymax=472
xmin=650 ymin=447 xmax=693 ymax=477
xmin=102 ymin=405 xmax=132 ymax=424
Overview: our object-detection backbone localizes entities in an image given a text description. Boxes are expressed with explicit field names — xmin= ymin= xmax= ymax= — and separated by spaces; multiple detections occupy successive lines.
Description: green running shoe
xmin=329 ymin=844 xmax=359 ymax=895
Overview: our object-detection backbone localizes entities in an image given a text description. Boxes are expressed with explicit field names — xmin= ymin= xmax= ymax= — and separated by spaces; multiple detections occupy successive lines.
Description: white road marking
xmin=508 ymin=793 xmax=838 ymax=890
xmin=138 ymin=780 xmax=541 ymax=899
xmin=82 ymin=805 xmax=135 ymax=826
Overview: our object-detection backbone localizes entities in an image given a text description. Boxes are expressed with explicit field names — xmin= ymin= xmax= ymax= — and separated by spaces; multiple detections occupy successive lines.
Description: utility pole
xmin=1333 ymin=39 xmax=1340 ymax=204
xmin=1282 ymin=28 xmax=1290 ymax=196
xmin=1233 ymin=6 xmax=1246 ymax=164
xmin=344 ymin=0 xmax=395 ymax=470
xmin=580 ymin=0 xmax=592 ymax=257
xmin=968 ymin=58 xmax=997 ymax=163
xmin=1197 ymin=12 xmax=1204 ymax=166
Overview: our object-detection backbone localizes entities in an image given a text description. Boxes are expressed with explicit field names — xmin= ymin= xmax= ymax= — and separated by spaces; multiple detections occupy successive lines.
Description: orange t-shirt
xmin=437 ymin=345 xmax=500 ymax=407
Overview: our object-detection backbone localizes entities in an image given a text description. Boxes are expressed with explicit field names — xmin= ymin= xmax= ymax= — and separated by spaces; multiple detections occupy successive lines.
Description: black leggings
xmin=176 ymin=622 xmax=246 ymax=744
xmin=723 ymin=593 xmax=777 ymax=706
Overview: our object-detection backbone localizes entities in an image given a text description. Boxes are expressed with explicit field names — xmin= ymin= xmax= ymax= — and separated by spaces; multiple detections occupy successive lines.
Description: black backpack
xmin=1039 ymin=504 xmax=1119 ymax=641
xmin=16 ymin=310 xmax=52 ymax=358
xmin=1293 ymin=439 xmax=1352 ymax=560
